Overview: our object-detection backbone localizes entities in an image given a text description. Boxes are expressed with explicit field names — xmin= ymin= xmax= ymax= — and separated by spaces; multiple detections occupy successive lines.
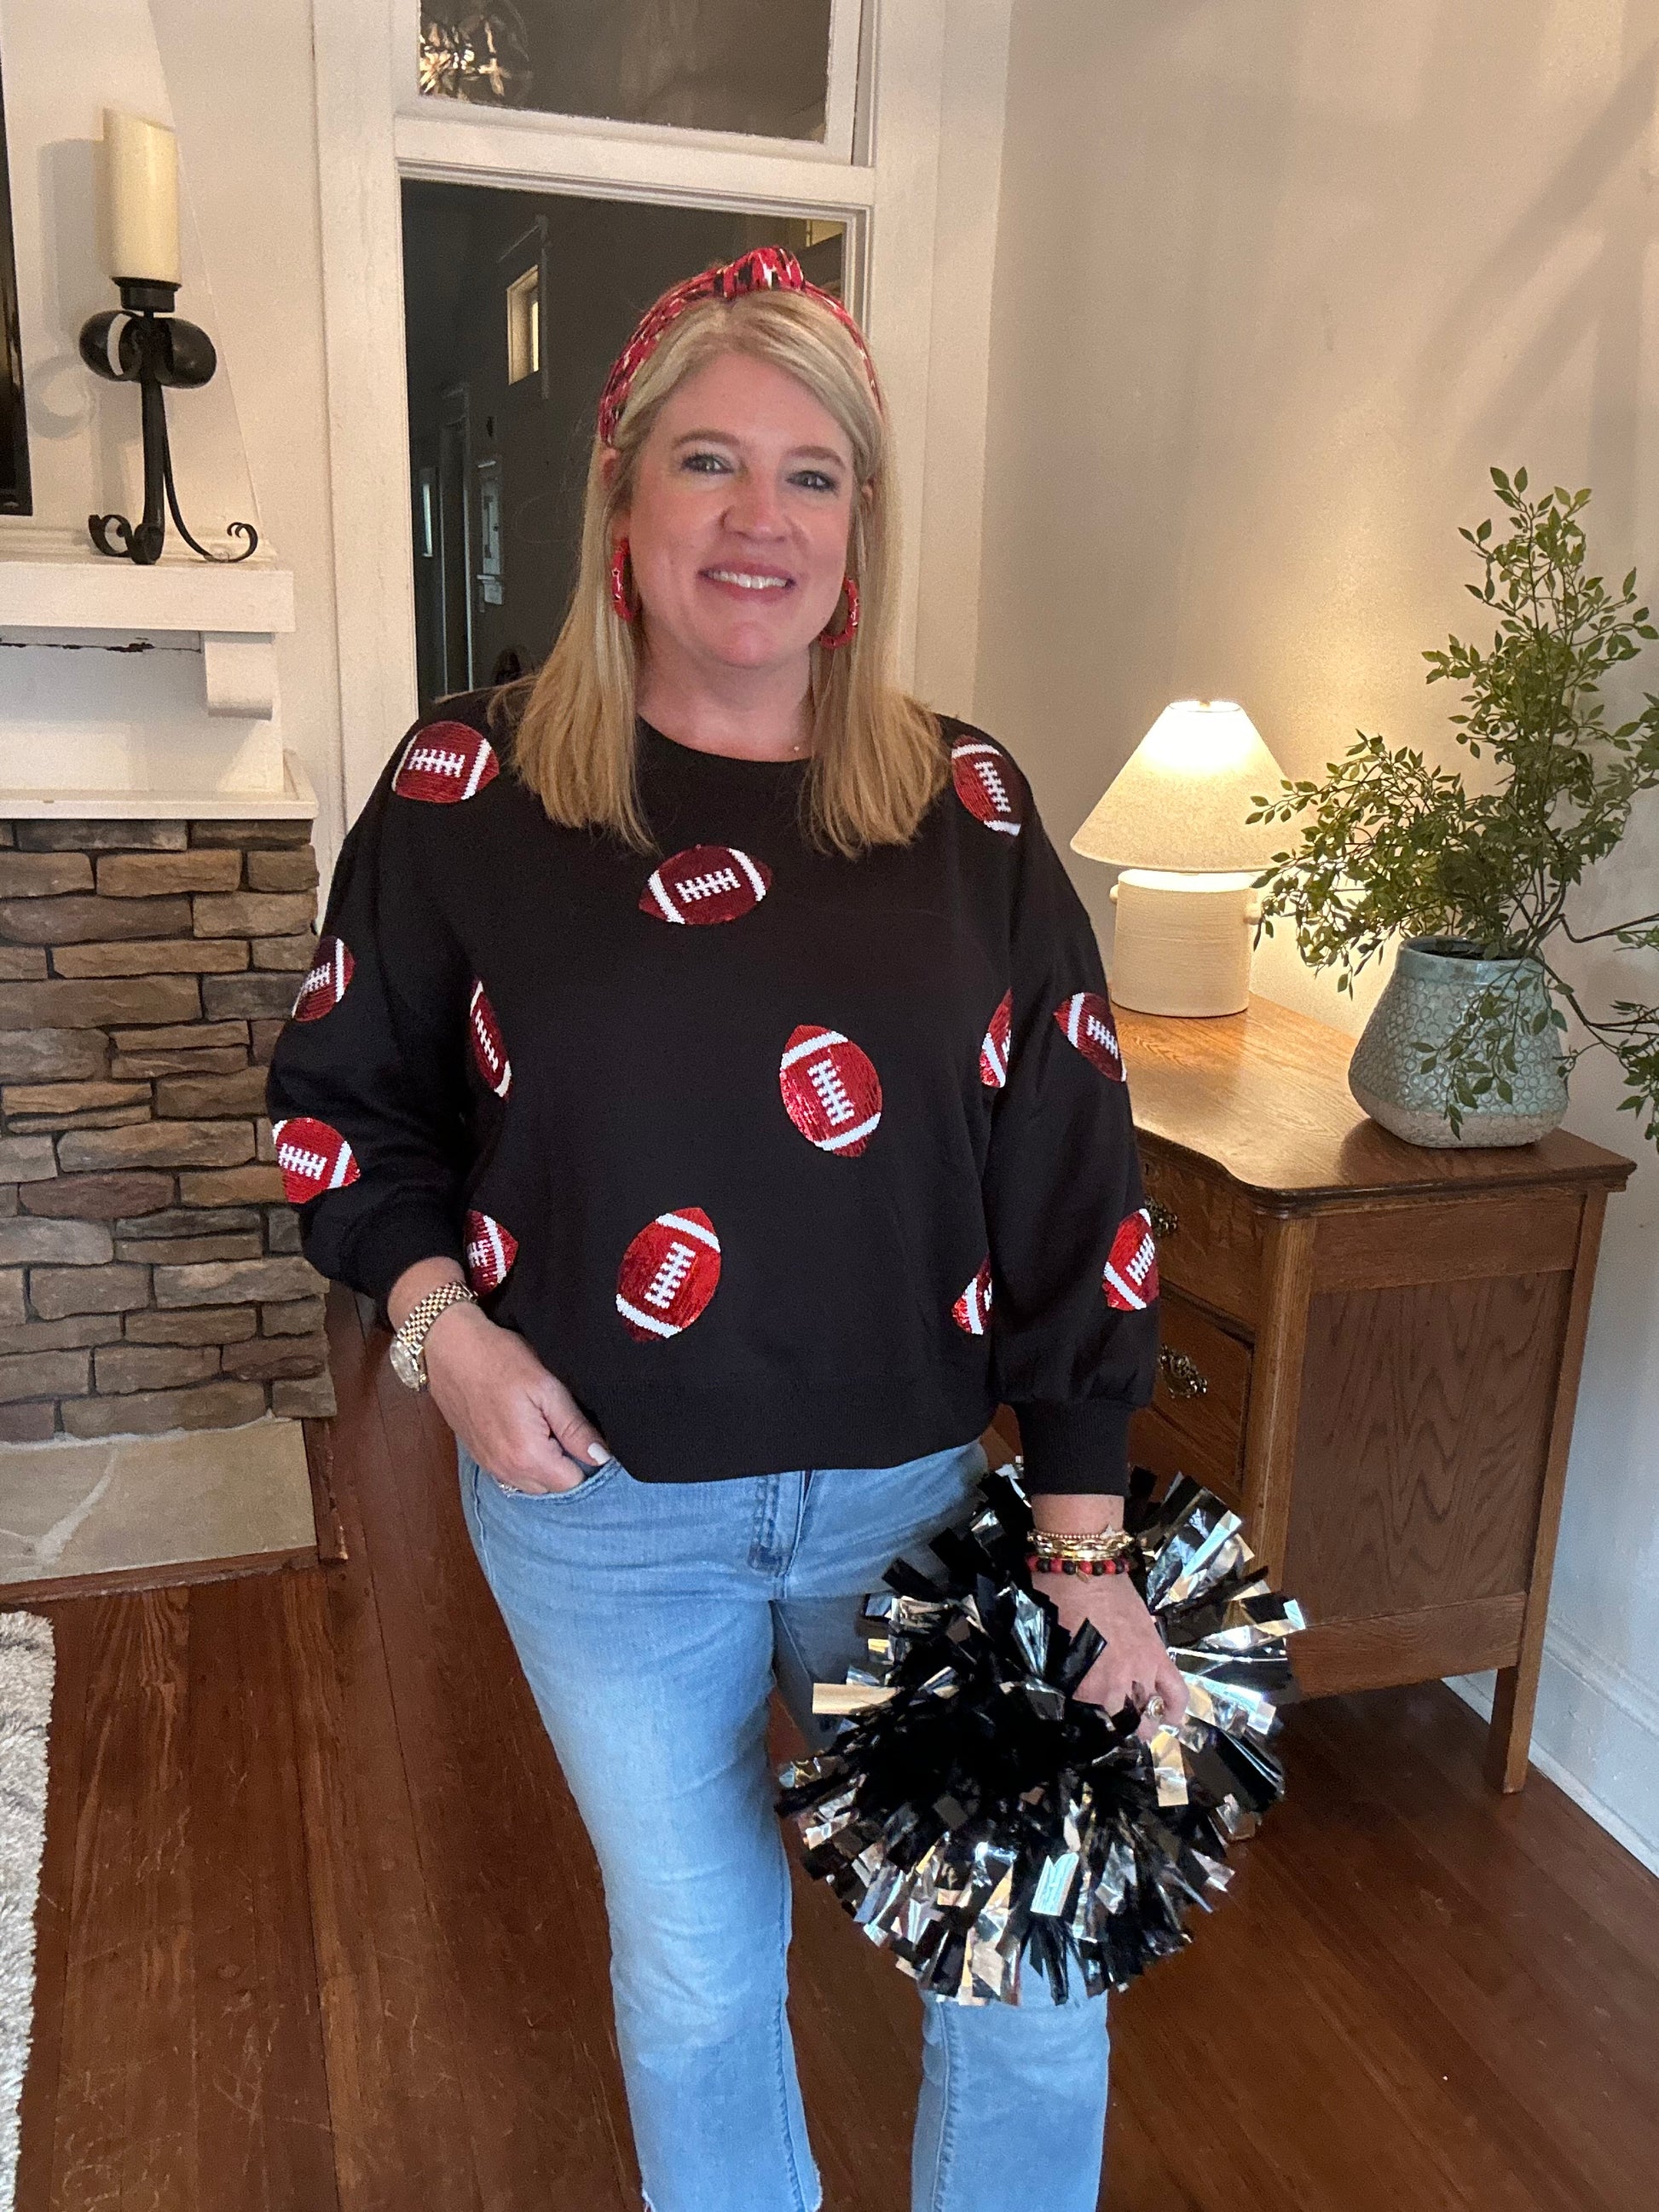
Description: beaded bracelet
xmin=1026 ymin=1551 xmax=1134 ymax=1577
xmin=1031 ymin=1528 xmax=1140 ymax=1563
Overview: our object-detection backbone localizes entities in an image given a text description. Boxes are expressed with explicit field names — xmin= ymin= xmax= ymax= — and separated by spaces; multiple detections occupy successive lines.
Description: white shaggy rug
xmin=0 ymin=1613 xmax=53 ymax=2212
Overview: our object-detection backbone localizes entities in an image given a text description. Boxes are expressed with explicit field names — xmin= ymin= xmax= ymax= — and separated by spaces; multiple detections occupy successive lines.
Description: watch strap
xmin=392 ymin=1279 xmax=477 ymax=1387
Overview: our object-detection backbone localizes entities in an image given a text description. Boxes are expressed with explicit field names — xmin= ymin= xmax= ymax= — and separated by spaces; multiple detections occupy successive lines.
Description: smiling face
xmin=614 ymin=348 xmax=858 ymax=678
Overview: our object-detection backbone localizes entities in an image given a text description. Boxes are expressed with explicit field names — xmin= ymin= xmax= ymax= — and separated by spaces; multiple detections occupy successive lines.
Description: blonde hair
xmin=488 ymin=283 xmax=946 ymax=858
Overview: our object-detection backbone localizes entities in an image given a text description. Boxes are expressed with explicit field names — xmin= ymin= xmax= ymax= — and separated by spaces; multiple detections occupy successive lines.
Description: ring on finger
xmin=1145 ymin=1692 xmax=1167 ymax=1721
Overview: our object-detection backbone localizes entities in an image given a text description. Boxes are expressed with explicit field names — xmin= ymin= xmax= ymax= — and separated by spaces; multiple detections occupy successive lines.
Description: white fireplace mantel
xmin=0 ymin=531 xmax=292 ymax=627
xmin=0 ymin=529 xmax=306 ymax=819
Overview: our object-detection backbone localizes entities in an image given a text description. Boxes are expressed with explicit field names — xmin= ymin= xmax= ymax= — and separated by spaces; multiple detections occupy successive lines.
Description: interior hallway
xmin=14 ymin=1284 xmax=1659 ymax=2210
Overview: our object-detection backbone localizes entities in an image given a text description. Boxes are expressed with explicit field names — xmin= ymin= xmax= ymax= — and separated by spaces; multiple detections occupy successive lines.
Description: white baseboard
xmin=1448 ymin=1619 xmax=1659 ymax=1879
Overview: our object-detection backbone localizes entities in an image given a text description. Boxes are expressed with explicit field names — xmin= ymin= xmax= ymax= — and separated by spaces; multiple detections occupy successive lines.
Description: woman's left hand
xmin=1040 ymin=1568 xmax=1188 ymax=1741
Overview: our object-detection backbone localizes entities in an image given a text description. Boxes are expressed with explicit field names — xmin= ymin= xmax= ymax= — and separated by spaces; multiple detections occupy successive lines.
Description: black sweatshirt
xmin=265 ymin=696 xmax=1159 ymax=1493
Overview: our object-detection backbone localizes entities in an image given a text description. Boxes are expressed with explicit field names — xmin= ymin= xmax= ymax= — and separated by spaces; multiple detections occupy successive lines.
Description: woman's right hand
xmin=423 ymin=1301 xmax=612 ymax=1493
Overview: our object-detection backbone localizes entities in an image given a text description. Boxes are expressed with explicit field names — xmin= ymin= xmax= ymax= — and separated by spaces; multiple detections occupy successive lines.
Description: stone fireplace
xmin=0 ymin=6 xmax=332 ymax=1586
xmin=0 ymin=808 xmax=332 ymax=1446
xmin=0 ymin=532 xmax=328 ymax=1594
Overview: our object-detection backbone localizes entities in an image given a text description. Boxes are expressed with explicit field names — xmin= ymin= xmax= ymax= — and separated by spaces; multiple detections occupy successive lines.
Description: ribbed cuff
xmin=1009 ymin=1399 xmax=1132 ymax=1496
xmin=336 ymin=1204 xmax=467 ymax=1329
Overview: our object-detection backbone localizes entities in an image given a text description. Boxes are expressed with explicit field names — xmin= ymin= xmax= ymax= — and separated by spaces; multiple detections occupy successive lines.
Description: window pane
xmin=418 ymin=2 xmax=836 ymax=141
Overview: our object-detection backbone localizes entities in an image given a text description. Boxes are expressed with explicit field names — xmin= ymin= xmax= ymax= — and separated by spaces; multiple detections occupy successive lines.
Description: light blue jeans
xmin=458 ymin=1433 xmax=1110 ymax=2212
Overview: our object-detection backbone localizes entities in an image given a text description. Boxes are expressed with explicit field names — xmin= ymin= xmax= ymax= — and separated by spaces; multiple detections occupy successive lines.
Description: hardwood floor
xmin=14 ymin=1285 xmax=1659 ymax=2210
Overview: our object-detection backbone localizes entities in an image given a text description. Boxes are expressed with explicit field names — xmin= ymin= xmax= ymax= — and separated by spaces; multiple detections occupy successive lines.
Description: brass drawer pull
xmin=1147 ymin=1199 xmax=1179 ymax=1239
xmin=1158 ymin=1347 xmax=1209 ymax=1399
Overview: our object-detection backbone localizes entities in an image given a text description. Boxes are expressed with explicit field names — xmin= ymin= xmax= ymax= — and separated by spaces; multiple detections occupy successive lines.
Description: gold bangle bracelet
xmin=1031 ymin=1528 xmax=1139 ymax=1562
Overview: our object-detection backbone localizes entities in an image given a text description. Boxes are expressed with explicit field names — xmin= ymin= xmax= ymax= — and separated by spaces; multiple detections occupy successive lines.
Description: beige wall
xmin=977 ymin=0 xmax=1659 ymax=1863
xmin=149 ymin=0 xmax=348 ymax=866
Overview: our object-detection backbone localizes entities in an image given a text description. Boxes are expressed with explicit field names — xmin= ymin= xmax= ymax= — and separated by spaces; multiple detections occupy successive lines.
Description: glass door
xmin=402 ymin=181 xmax=847 ymax=714
xmin=314 ymin=0 xmax=957 ymax=823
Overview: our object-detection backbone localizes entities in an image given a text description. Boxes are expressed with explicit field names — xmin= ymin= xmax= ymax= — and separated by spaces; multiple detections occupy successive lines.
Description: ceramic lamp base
xmin=1107 ymin=871 xmax=1259 ymax=1018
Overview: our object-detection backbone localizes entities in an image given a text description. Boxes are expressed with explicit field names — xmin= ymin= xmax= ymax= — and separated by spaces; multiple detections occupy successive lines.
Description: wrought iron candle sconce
xmin=78 ymin=277 xmax=257 ymax=565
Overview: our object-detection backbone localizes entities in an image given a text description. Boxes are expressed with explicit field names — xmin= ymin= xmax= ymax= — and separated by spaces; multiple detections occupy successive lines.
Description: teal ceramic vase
xmin=1347 ymin=935 xmax=1569 ymax=1147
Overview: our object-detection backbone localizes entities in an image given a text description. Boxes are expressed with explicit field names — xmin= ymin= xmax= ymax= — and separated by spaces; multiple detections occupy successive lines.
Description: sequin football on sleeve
xmin=272 ymin=1115 xmax=361 ymax=1204
xmin=1054 ymin=990 xmax=1124 ymax=1080
xmin=468 ymin=980 xmax=512 ymax=1099
xmin=465 ymin=1208 xmax=518 ymax=1292
xmin=291 ymin=935 xmax=353 ymax=1023
xmin=1102 ymin=1207 xmax=1159 ymax=1311
xmin=953 ymin=1256 xmax=994 ymax=1335
xmin=980 ymin=990 xmax=1012 ymax=1089
xmin=951 ymin=737 xmax=1025 ymax=836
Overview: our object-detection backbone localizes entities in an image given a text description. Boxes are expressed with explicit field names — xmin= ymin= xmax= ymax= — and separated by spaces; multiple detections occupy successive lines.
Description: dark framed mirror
xmin=0 ymin=49 xmax=32 ymax=517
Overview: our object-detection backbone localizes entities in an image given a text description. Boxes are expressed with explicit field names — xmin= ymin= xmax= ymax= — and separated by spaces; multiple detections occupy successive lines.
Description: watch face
xmin=388 ymin=1332 xmax=423 ymax=1390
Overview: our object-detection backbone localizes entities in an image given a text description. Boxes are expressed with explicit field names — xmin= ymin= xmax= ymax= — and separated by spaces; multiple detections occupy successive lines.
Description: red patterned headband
xmin=596 ymin=244 xmax=882 ymax=446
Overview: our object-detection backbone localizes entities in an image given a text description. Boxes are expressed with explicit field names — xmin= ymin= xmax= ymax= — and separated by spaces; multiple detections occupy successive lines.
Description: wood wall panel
xmin=1284 ymin=1273 xmax=1569 ymax=1622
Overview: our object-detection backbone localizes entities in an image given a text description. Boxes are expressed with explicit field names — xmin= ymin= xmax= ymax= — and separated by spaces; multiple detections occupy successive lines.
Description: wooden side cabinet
xmin=1114 ymin=997 xmax=1633 ymax=1793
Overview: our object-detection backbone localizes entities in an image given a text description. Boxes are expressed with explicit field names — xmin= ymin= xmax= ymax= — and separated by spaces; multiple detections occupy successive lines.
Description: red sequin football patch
xmin=778 ymin=1025 xmax=882 ymax=1155
xmin=1054 ymin=990 xmax=1124 ymax=1080
xmin=465 ymin=1208 xmax=518 ymax=1292
xmin=980 ymin=990 xmax=1012 ymax=1089
xmin=291 ymin=935 xmax=353 ymax=1023
xmin=639 ymin=845 xmax=772 ymax=925
xmin=272 ymin=1115 xmax=360 ymax=1205
xmin=616 ymin=1207 xmax=722 ymax=1342
xmin=951 ymin=739 xmax=1024 ymax=836
xmin=953 ymin=1256 xmax=995 ymax=1336
xmin=392 ymin=719 xmax=500 ymax=804
xmin=468 ymin=980 xmax=512 ymax=1099
xmin=1102 ymin=1207 xmax=1159 ymax=1311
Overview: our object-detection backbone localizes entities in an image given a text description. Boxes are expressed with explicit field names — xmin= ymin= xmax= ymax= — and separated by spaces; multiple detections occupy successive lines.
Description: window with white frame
xmin=316 ymin=0 xmax=970 ymax=821
xmin=417 ymin=1 xmax=840 ymax=142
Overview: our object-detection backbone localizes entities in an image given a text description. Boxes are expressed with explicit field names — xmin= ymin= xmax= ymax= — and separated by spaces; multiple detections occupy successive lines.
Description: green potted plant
xmin=1247 ymin=470 xmax=1659 ymax=1149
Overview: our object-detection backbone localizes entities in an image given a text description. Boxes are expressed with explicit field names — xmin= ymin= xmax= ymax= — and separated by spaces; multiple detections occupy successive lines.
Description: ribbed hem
xmin=339 ymin=1205 xmax=467 ymax=1328
xmin=1009 ymin=1400 xmax=1132 ymax=1496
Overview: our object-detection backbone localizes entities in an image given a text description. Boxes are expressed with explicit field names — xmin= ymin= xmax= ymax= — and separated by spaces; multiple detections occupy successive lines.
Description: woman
xmin=268 ymin=246 xmax=1185 ymax=2212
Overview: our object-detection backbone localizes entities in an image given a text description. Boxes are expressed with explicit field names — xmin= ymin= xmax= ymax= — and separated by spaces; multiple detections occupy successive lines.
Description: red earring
xmin=609 ymin=537 xmax=638 ymax=623
xmin=818 ymin=574 xmax=859 ymax=650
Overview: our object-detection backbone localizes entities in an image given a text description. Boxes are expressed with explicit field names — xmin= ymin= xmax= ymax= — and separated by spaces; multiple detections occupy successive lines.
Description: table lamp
xmin=1071 ymin=700 xmax=1289 ymax=1018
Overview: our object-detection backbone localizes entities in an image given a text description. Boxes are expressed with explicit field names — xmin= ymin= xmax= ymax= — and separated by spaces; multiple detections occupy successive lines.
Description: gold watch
xmin=388 ymin=1281 xmax=477 ymax=1390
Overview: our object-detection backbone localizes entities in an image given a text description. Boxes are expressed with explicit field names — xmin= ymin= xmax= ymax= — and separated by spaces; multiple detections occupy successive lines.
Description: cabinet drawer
xmin=1128 ymin=1291 xmax=1251 ymax=1510
xmin=1140 ymin=1146 xmax=1263 ymax=1326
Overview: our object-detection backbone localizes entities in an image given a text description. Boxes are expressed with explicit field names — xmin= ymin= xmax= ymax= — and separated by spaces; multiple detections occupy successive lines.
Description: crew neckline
xmin=639 ymin=715 xmax=810 ymax=772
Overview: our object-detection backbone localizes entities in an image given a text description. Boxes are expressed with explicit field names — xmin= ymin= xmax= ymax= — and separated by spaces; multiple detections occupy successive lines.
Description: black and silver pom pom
xmin=774 ymin=1460 xmax=1305 ymax=2005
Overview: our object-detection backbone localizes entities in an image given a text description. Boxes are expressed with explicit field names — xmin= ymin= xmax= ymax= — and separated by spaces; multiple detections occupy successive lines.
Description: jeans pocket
xmin=484 ymin=1453 xmax=623 ymax=1503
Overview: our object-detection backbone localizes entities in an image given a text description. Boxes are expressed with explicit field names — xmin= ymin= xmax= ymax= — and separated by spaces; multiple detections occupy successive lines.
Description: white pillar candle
xmin=103 ymin=109 xmax=181 ymax=286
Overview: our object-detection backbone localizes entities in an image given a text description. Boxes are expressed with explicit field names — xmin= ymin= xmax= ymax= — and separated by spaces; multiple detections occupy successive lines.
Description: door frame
xmin=435 ymin=379 xmax=474 ymax=694
xmin=313 ymin=0 xmax=1009 ymax=820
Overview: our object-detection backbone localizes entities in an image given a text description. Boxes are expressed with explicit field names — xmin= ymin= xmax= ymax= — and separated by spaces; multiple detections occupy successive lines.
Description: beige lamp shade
xmin=1071 ymin=700 xmax=1289 ymax=874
